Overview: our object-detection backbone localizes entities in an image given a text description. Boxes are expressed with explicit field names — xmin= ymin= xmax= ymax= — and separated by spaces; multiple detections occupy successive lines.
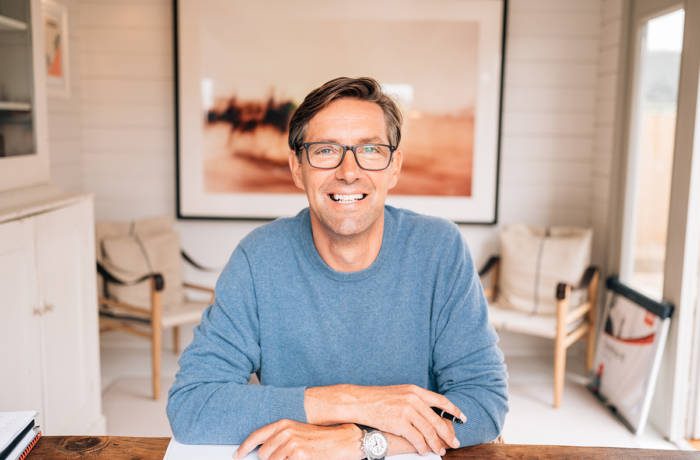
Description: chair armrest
xmin=181 ymin=249 xmax=220 ymax=273
xmin=478 ymin=255 xmax=500 ymax=277
xmin=183 ymin=282 xmax=215 ymax=304
xmin=96 ymin=260 xmax=165 ymax=292
xmin=556 ymin=266 xmax=599 ymax=300
xmin=99 ymin=306 xmax=150 ymax=325
xmin=183 ymin=282 xmax=214 ymax=294
xmin=99 ymin=296 xmax=150 ymax=316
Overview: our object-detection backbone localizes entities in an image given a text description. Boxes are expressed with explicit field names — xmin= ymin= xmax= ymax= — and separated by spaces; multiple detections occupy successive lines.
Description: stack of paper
xmin=165 ymin=438 xmax=441 ymax=459
xmin=0 ymin=411 xmax=42 ymax=460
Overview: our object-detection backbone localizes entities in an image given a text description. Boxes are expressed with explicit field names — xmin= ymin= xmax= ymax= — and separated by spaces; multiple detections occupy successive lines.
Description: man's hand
xmin=305 ymin=384 xmax=465 ymax=456
xmin=234 ymin=420 xmax=362 ymax=460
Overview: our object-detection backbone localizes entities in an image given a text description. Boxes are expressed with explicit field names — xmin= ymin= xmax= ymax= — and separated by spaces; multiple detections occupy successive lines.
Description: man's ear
xmin=387 ymin=148 xmax=403 ymax=190
xmin=288 ymin=150 xmax=306 ymax=191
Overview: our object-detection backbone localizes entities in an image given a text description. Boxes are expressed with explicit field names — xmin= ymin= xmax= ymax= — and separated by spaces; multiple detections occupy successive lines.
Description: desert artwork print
xmin=199 ymin=20 xmax=477 ymax=198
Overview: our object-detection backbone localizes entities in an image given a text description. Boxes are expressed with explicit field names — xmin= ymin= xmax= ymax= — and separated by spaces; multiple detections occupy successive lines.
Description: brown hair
xmin=287 ymin=77 xmax=403 ymax=155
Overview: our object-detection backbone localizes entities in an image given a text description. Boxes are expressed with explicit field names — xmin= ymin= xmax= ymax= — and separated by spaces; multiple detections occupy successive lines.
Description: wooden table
xmin=28 ymin=436 xmax=700 ymax=459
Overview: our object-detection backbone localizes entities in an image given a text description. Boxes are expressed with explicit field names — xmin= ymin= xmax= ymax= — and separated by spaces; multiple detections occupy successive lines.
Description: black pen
xmin=432 ymin=407 xmax=465 ymax=424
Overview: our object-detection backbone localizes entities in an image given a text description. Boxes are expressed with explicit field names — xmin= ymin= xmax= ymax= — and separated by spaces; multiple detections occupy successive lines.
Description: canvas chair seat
xmin=161 ymin=298 xmax=210 ymax=328
xmin=488 ymin=301 xmax=585 ymax=339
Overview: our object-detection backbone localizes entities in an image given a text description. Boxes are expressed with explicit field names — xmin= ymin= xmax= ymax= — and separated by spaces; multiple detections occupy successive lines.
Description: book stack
xmin=0 ymin=411 xmax=42 ymax=460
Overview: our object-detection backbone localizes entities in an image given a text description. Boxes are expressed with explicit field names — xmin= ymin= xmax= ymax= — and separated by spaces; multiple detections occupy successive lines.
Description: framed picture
xmin=42 ymin=0 xmax=70 ymax=98
xmin=175 ymin=0 xmax=506 ymax=223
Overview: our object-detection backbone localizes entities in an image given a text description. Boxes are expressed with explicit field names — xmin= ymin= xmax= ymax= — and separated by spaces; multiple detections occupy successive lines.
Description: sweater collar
xmin=297 ymin=206 xmax=395 ymax=282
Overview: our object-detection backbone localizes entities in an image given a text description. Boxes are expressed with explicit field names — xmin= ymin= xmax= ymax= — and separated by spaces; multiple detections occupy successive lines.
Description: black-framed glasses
xmin=300 ymin=142 xmax=396 ymax=171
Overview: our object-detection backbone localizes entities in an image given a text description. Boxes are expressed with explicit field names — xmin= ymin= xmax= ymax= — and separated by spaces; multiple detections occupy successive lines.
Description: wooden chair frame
xmin=97 ymin=250 xmax=215 ymax=400
xmin=479 ymin=256 xmax=600 ymax=408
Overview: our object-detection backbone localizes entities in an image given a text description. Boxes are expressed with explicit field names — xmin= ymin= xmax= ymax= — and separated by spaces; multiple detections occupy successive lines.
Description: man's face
xmin=289 ymin=98 xmax=402 ymax=241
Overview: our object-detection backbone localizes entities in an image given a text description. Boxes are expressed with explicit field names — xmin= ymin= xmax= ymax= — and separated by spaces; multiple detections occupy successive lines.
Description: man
xmin=167 ymin=77 xmax=508 ymax=459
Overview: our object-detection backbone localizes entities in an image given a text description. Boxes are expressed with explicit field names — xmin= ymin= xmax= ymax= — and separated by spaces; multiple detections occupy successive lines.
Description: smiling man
xmin=167 ymin=77 xmax=508 ymax=460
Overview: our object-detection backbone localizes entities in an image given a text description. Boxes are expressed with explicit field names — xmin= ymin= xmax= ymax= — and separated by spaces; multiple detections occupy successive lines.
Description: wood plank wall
xmin=54 ymin=0 xmax=625 ymax=355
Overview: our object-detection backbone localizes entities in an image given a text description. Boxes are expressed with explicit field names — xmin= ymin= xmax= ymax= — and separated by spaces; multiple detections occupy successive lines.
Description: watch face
xmin=367 ymin=431 xmax=388 ymax=457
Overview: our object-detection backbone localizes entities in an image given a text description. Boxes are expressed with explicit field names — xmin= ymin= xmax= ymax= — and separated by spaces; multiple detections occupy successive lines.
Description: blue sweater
xmin=167 ymin=206 xmax=508 ymax=446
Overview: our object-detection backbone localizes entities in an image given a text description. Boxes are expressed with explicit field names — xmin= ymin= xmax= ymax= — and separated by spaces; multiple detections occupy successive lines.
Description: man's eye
xmin=312 ymin=146 xmax=336 ymax=156
xmin=361 ymin=145 xmax=380 ymax=154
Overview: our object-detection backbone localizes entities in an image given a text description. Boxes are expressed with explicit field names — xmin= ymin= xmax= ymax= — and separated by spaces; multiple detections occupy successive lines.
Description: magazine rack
xmin=588 ymin=276 xmax=674 ymax=434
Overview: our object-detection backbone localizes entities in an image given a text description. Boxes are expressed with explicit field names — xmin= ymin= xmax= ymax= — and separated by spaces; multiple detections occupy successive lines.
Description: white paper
xmin=165 ymin=438 xmax=441 ymax=460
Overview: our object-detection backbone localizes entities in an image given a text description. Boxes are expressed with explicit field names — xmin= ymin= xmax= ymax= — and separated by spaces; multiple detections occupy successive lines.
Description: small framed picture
xmin=42 ymin=0 xmax=70 ymax=98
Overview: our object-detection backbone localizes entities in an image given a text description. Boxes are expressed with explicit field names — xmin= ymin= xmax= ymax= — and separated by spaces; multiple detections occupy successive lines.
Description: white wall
xmin=74 ymin=0 xmax=622 ymax=355
xmin=593 ymin=0 xmax=625 ymax=279
xmin=47 ymin=0 xmax=83 ymax=192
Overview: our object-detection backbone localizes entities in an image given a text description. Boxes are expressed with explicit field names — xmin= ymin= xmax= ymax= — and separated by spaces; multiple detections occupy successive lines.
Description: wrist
xmin=305 ymin=384 xmax=359 ymax=425
xmin=346 ymin=423 xmax=365 ymax=460
xmin=382 ymin=432 xmax=419 ymax=457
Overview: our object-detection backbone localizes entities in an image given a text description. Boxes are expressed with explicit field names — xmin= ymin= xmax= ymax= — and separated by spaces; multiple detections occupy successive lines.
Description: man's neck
xmin=310 ymin=217 xmax=385 ymax=273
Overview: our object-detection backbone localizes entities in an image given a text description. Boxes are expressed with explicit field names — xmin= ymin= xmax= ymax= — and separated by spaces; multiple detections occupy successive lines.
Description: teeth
xmin=331 ymin=193 xmax=365 ymax=203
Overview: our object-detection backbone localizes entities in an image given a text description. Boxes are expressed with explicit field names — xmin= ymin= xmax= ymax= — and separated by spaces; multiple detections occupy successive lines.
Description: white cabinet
xmin=0 ymin=0 xmax=50 ymax=191
xmin=0 ymin=189 xmax=104 ymax=434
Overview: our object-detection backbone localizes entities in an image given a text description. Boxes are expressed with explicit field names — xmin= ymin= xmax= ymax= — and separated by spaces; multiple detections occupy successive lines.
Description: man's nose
xmin=335 ymin=149 xmax=361 ymax=181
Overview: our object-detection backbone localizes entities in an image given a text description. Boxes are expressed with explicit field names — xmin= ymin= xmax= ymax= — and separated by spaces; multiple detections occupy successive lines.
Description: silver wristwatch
xmin=360 ymin=427 xmax=388 ymax=460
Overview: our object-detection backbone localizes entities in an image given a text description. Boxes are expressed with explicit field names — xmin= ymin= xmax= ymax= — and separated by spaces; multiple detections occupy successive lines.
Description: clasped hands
xmin=234 ymin=384 xmax=465 ymax=460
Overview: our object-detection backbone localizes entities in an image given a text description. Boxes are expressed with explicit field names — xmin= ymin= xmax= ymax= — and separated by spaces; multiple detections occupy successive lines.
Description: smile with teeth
xmin=329 ymin=193 xmax=367 ymax=203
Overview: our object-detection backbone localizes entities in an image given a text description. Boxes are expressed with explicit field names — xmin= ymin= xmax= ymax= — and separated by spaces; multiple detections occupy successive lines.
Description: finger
xmin=416 ymin=390 xmax=466 ymax=423
xmin=257 ymin=429 xmax=292 ymax=460
xmin=404 ymin=389 xmax=458 ymax=449
xmin=236 ymin=421 xmax=286 ymax=459
xmin=400 ymin=419 xmax=431 ymax=456
xmin=420 ymin=405 xmax=459 ymax=449
xmin=267 ymin=439 xmax=297 ymax=460
xmin=410 ymin=409 xmax=448 ymax=455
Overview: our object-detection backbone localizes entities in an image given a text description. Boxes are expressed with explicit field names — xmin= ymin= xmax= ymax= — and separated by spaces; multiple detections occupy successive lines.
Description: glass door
xmin=619 ymin=0 xmax=700 ymax=442
xmin=620 ymin=7 xmax=684 ymax=299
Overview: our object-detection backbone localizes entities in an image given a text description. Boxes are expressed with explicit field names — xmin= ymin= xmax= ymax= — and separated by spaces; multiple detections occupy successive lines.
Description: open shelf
xmin=0 ymin=13 xmax=27 ymax=31
xmin=0 ymin=101 xmax=32 ymax=111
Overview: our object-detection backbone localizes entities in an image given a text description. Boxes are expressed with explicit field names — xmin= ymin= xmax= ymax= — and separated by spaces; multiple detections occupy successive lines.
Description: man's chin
xmin=319 ymin=215 xmax=375 ymax=240
xmin=310 ymin=205 xmax=383 ymax=240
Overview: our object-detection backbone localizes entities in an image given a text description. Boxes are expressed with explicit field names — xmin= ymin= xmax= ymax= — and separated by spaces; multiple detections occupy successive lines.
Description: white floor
xmin=100 ymin=342 xmax=680 ymax=450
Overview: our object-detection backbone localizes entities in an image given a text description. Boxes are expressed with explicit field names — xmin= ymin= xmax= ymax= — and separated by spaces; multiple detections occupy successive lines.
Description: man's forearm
xmin=305 ymin=384 xmax=360 ymax=425
xmin=305 ymin=384 xmax=455 ymax=456
xmin=168 ymin=381 xmax=307 ymax=444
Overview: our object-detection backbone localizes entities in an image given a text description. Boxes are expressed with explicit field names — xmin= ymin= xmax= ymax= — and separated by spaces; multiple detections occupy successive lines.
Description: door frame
xmin=611 ymin=0 xmax=700 ymax=442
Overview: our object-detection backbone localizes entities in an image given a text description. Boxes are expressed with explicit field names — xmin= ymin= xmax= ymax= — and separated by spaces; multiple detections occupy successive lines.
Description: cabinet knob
xmin=44 ymin=304 xmax=55 ymax=313
xmin=33 ymin=307 xmax=43 ymax=316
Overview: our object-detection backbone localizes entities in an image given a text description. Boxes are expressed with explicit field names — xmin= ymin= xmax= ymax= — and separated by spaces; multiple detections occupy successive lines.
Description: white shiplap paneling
xmin=591 ymin=0 xmax=625 ymax=269
xmin=47 ymin=0 xmax=83 ymax=192
xmin=78 ymin=0 xmax=174 ymax=220
xmin=76 ymin=0 xmax=623 ymax=356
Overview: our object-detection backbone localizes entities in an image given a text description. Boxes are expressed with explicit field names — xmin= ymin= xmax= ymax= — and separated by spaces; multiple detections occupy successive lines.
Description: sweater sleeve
xmin=167 ymin=246 xmax=307 ymax=444
xmin=431 ymin=230 xmax=509 ymax=446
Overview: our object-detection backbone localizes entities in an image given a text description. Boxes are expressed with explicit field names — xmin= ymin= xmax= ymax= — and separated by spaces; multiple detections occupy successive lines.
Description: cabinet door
xmin=34 ymin=199 xmax=102 ymax=434
xmin=0 ymin=218 xmax=43 ymax=412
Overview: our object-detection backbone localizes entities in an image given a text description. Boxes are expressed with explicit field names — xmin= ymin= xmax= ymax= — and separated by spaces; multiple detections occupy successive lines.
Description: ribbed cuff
xmin=266 ymin=385 xmax=308 ymax=424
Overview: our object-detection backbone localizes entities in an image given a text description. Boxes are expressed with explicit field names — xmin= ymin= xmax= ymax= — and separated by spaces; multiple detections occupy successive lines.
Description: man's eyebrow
xmin=358 ymin=136 xmax=388 ymax=144
xmin=305 ymin=137 xmax=388 ymax=144
xmin=304 ymin=138 xmax=339 ymax=144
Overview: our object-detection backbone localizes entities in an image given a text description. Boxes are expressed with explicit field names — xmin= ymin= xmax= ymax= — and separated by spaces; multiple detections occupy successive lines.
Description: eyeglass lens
xmin=306 ymin=143 xmax=392 ymax=170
